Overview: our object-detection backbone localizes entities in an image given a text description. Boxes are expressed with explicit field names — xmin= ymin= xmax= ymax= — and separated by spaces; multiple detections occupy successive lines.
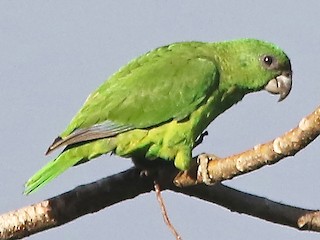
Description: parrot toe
xmin=197 ymin=153 xmax=219 ymax=185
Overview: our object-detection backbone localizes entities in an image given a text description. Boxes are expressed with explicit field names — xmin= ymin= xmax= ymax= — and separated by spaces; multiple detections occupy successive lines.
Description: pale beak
xmin=264 ymin=71 xmax=292 ymax=101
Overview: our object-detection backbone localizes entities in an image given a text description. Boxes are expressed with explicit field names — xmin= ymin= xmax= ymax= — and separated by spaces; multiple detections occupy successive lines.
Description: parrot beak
xmin=264 ymin=71 xmax=292 ymax=101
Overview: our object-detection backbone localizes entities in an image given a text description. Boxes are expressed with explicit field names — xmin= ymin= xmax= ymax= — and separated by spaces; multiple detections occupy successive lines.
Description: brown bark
xmin=0 ymin=106 xmax=319 ymax=240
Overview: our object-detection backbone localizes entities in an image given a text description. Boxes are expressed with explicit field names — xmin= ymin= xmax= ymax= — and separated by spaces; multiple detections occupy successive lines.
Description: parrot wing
xmin=47 ymin=51 xmax=219 ymax=154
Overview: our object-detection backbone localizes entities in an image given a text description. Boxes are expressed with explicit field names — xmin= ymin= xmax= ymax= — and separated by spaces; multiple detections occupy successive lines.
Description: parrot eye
xmin=263 ymin=56 xmax=273 ymax=65
xmin=261 ymin=55 xmax=278 ymax=69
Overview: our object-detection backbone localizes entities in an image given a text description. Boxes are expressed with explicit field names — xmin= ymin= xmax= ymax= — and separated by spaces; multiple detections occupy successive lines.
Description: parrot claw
xmin=197 ymin=153 xmax=218 ymax=185
xmin=139 ymin=169 xmax=149 ymax=177
xmin=194 ymin=131 xmax=209 ymax=148
xmin=139 ymin=169 xmax=155 ymax=177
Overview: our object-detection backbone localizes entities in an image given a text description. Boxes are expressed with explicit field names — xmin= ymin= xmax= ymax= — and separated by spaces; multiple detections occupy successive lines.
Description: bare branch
xmin=0 ymin=168 xmax=154 ymax=240
xmin=1 ymin=165 xmax=320 ymax=239
xmin=175 ymin=106 xmax=320 ymax=186
xmin=0 ymin=106 xmax=319 ymax=239
xmin=171 ymin=183 xmax=320 ymax=231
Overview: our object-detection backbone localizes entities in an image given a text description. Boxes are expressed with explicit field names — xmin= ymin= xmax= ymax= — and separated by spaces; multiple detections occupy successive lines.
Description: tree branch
xmin=1 ymin=166 xmax=319 ymax=239
xmin=174 ymin=106 xmax=320 ymax=186
xmin=0 ymin=168 xmax=154 ymax=240
xmin=172 ymin=184 xmax=320 ymax=231
xmin=0 ymin=105 xmax=319 ymax=239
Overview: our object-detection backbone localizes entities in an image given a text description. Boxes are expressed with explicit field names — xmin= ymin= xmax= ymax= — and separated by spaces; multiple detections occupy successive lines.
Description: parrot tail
xmin=24 ymin=152 xmax=81 ymax=195
xmin=24 ymin=138 xmax=116 ymax=194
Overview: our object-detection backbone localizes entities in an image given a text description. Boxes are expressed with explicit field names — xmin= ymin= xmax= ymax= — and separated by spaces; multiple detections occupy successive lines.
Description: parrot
xmin=24 ymin=38 xmax=292 ymax=194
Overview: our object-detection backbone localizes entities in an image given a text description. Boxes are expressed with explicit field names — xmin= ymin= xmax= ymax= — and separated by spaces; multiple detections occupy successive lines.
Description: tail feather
xmin=25 ymin=138 xmax=116 ymax=194
xmin=24 ymin=152 xmax=82 ymax=194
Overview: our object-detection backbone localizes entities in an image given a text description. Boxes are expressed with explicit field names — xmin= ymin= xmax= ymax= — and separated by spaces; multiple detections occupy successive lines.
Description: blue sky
xmin=1 ymin=1 xmax=320 ymax=239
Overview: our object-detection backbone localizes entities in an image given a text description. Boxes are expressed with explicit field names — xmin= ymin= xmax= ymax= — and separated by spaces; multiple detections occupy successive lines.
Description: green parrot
xmin=25 ymin=38 xmax=292 ymax=194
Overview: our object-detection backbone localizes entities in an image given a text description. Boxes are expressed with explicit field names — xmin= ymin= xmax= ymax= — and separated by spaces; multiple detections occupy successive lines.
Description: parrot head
xmin=218 ymin=39 xmax=292 ymax=101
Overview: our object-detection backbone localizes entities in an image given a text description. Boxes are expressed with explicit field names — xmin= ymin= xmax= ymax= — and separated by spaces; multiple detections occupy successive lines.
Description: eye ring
xmin=261 ymin=55 xmax=277 ymax=69
xmin=263 ymin=56 xmax=273 ymax=65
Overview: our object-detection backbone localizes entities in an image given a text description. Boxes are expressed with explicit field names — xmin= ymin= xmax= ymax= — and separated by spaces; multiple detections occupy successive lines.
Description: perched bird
xmin=25 ymin=39 xmax=292 ymax=194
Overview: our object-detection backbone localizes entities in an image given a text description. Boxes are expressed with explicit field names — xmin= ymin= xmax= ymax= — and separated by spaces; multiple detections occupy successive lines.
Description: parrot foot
xmin=197 ymin=153 xmax=218 ymax=185
xmin=194 ymin=131 xmax=208 ymax=148
xmin=139 ymin=168 xmax=159 ymax=178
xmin=139 ymin=169 xmax=150 ymax=177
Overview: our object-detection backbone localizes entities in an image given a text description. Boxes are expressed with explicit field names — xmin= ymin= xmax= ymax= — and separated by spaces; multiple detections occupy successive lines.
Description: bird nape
xmin=24 ymin=38 xmax=292 ymax=194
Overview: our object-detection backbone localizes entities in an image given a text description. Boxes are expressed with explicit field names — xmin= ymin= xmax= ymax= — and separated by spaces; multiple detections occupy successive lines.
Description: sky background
xmin=1 ymin=1 xmax=320 ymax=239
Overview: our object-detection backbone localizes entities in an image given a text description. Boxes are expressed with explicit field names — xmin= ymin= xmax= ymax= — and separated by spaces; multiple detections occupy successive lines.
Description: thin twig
xmin=154 ymin=181 xmax=182 ymax=240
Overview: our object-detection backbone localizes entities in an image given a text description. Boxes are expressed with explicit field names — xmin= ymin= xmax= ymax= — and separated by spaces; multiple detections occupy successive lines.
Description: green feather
xmin=25 ymin=138 xmax=116 ymax=194
xmin=25 ymin=39 xmax=292 ymax=194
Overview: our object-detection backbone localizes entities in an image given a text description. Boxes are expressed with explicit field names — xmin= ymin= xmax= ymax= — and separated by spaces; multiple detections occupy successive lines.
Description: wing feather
xmin=46 ymin=121 xmax=133 ymax=154
xmin=49 ymin=42 xmax=219 ymax=153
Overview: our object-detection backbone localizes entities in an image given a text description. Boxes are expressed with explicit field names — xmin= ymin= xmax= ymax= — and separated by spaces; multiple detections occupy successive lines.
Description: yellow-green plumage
xmin=25 ymin=39 xmax=292 ymax=194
